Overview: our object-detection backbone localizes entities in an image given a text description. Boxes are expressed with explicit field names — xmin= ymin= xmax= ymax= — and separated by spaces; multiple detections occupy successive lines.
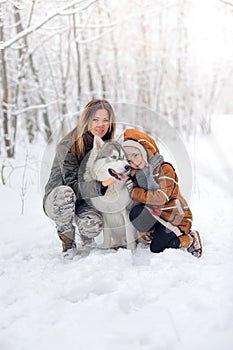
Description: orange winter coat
xmin=124 ymin=129 xmax=193 ymax=235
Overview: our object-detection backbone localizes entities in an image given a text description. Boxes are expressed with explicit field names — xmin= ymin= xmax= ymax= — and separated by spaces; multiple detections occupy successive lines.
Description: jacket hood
xmin=123 ymin=129 xmax=159 ymax=159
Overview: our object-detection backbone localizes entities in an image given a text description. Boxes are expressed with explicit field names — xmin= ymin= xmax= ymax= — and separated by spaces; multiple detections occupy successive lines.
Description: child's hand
xmin=125 ymin=178 xmax=135 ymax=193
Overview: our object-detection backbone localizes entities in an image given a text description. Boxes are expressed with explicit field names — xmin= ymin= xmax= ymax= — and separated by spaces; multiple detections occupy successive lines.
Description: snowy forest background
xmin=1 ymin=1 xmax=233 ymax=350
xmin=1 ymin=0 xmax=233 ymax=159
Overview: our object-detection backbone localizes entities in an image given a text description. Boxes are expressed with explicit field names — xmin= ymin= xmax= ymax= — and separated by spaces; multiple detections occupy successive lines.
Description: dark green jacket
xmin=43 ymin=131 xmax=106 ymax=212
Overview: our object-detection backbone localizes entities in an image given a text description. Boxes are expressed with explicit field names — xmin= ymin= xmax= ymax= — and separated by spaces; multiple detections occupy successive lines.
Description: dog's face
xmin=91 ymin=136 xmax=130 ymax=182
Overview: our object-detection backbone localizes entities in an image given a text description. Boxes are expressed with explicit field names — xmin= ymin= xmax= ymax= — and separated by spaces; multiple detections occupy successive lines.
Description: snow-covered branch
xmin=10 ymin=101 xmax=59 ymax=115
xmin=219 ymin=0 xmax=233 ymax=7
xmin=6 ymin=0 xmax=23 ymax=9
xmin=1 ymin=0 xmax=97 ymax=49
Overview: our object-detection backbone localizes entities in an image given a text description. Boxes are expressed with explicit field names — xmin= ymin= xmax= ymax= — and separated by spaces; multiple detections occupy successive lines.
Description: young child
xmin=123 ymin=128 xmax=202 ymax=258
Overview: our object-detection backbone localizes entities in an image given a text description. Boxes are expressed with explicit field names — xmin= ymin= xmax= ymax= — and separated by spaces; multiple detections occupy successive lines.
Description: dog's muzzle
xmin=108 ymin=164 xmax=131 ymax=181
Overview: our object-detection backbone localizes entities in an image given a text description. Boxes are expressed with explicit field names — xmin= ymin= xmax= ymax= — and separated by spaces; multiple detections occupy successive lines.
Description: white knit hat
xmin=123 ymin=139 xmax=148 ymax=166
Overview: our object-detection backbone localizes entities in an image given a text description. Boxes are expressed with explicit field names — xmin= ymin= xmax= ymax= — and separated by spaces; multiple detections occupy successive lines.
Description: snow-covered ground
xmin=0 ymin=116 xmax=233 ymax=350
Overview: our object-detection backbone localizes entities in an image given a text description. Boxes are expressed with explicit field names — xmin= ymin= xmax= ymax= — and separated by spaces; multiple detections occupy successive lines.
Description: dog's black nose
xmin=124 ymin=165 xmax=131 ymax=172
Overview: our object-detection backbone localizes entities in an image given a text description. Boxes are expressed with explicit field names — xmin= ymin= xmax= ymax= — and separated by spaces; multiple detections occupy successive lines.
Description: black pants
xmin=130 ymin=204 xmax=180 ymax=253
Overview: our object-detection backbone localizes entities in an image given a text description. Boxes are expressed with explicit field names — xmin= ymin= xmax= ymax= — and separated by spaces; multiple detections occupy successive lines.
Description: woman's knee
xmin=75 ymin=204 xmax=103 ymax=238
xmin=44 ymin=185 xmax=76 ymax=222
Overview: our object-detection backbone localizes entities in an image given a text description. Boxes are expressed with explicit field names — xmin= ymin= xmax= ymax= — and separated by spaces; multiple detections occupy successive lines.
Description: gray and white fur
xmin=82 ymin=136 xmax=138 ymax=250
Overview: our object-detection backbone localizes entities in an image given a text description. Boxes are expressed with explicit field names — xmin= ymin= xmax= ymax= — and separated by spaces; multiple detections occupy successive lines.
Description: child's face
xmin=127 ymin=152 xmax=147 ymax=170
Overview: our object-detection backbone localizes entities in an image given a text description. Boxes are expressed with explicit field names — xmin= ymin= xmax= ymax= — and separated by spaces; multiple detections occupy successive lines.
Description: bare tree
xmin=1 ymin=0 xmax=232 ymax=160
xmin=72 ymin=11 xmax=82 ymax=104
xmin=0 ymin=5 xmax=14 ymax=158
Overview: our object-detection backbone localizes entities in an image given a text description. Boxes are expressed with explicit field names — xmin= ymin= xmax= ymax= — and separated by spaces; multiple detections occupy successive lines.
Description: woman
xmin=43 ymin=99 xmax=116 ymax=258
xmin=123 ymin=128 xmax=202 ymax=258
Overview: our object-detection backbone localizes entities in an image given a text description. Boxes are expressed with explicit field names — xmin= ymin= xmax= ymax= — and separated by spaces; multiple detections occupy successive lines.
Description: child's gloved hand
xmin=125 ymin=178 xmax=135 ymax=194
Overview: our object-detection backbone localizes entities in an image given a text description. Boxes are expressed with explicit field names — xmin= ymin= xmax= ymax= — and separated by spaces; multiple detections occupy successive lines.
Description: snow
xmin=1 ymin=116 xmax=233 ymax=350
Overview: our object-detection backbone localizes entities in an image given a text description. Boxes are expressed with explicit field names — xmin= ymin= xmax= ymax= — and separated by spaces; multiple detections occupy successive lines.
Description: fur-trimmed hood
xmin=123 ymin=129 xmax=160 ymax=159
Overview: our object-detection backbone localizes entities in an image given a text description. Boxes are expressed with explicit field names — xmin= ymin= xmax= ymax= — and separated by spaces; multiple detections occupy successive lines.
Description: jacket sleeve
xmin=58 ymin=140 xmax=104 ymax=199
xmin=131 ymin=163 xmax=177 ymax=205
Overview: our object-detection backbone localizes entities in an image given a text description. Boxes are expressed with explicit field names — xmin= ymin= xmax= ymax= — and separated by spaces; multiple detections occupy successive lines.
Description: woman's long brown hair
xmin=69 ymin=99 xmax=116 ymax=158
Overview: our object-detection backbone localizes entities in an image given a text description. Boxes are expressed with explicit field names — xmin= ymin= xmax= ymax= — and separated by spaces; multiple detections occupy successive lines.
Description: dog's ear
xmin=93 ymin=135 xmax=104 ymax=150
xmin=116 ymin=132 xmax=124 ymax=146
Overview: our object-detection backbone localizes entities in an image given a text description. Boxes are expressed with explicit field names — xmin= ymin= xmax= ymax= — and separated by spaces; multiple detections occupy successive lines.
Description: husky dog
xmin=83 ymin=136 xmax=137 ymax=250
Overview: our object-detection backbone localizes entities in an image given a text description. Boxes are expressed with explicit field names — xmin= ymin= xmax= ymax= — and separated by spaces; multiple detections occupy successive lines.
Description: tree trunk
xmin=0 ymin=16 xmax=14 ymax=158
xmin=14 ymin=6 xmax=30 ymax=145
xmin=28 ymin=53 xmax=52 ymax=142
xmin=72 ymin=12 xmax=82 ymax=104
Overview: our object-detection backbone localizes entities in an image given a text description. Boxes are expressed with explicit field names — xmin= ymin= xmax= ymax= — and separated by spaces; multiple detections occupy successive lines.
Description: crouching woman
xmin=43 ymin=99 xmax=116 ymax=257
xmin=123 ymin=128 xmax=202 ymax=258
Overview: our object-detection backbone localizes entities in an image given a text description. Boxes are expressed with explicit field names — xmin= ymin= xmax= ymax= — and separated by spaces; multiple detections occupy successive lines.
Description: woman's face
xmin=127 ymin=152 xmax=147 ymax=170
xmin=89 ymin=109 xmax=110 ymax=138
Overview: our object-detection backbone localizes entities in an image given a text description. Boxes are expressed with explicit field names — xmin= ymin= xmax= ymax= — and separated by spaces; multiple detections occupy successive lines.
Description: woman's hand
xmin=102 ymin=177 xmax=116 ymax=187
